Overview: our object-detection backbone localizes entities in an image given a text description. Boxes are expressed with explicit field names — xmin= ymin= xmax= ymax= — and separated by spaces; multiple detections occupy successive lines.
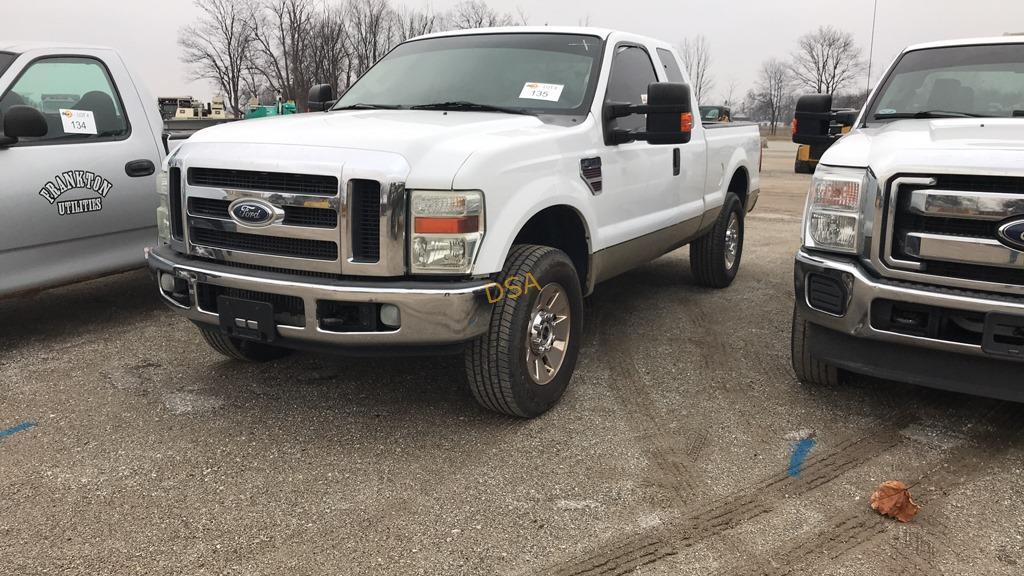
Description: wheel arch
xmin=509 ymin=204 xmax=593 ymax=295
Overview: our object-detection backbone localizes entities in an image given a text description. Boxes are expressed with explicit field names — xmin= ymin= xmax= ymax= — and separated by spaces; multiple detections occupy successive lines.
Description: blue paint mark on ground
xmin=788 ymin=438 xmax=816 ymax=477
xmin=0 ymin=421 xmax=37 ymax=439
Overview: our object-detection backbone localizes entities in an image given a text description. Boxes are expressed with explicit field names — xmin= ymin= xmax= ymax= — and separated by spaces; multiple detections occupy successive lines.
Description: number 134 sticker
xmin=519 ymin=82 xmax=564 ymax=102
xmin=60 ymin=109 xmax=98 ymax=135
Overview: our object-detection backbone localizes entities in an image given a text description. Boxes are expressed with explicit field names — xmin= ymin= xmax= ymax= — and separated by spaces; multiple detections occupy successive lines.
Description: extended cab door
xmin=0 ymin=50 xmax=161 ymax=295
xmin=595 ymin=43 xmax=705 ymax=249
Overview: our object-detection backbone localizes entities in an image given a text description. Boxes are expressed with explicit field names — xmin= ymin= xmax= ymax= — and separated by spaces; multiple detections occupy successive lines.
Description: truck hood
xmin=821 ymin=118 xmax=1024 ymax=177
xmin=185 ymin=110 xmax=560 ymax=189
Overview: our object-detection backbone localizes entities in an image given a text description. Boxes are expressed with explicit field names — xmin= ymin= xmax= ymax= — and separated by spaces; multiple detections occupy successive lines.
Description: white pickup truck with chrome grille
xmin=148 ymin=27 xmax=761 ymax=417
xmin=792 ymin=36 xmax=1024 ymax=400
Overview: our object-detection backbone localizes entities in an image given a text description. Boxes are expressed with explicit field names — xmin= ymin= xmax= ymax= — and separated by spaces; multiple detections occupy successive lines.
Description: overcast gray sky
xmin=4 ymin=0 xmax=1023 ymax=103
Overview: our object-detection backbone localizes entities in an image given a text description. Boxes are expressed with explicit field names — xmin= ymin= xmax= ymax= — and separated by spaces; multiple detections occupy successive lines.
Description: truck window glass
xmin=656 ymin=48 xmax=685 ymax=83
xmin=867 ymin=43 xmax=1024 ymax=121
xmin=606 ymin=45 xmax=659 ymax=132
xmin=0 ymin=56 xmax=130 ymax=144
xmin=336 ymin=33 xmax=604 ymax=114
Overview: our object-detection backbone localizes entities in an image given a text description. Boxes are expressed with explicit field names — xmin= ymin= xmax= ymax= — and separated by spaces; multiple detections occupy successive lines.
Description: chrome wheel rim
xmin=724 ymin=213 xmax=740 ymax=270
xmin=526 ymin=282 xmax=571 ymax=386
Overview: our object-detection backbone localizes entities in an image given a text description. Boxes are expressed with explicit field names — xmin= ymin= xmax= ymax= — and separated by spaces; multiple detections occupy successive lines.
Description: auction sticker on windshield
xmin=520 ymin=82 xmax=564 ymax=102
xmin=59 ymin=109 xmax=98 ymax=135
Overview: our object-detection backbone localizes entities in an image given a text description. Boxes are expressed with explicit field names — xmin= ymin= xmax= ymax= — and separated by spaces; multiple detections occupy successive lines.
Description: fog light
xmin=159 ymin=272 xmax=178 ymax=293
xmin=380 ymin=304 xmax=401 ymax=328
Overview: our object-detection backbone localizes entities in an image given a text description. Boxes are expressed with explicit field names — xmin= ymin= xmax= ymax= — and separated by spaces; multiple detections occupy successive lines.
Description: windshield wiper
xmin=334 ymin=103 xmax=403 ymax=110
xmin=409 ymin=101 xmax=534 ymax=115
xmin=874 ymin=110 xmax=991 ymax=119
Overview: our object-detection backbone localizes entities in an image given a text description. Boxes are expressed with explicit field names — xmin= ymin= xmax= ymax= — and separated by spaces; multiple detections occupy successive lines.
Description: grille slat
xmin=190 ymin=228 xmax=338 ymax=261
xmin=189 ymin=168 xmax=338 ymax=196
xmin=188 ymin=198 xmax=337 ymax=228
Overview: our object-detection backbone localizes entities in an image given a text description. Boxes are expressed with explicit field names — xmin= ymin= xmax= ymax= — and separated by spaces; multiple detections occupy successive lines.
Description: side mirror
xmin=307 ymin=84 xmax=335 ymax=112
xmin=0 ymin=105 xmax=48 ymax=147
xmin=644 ymin=82 xmax=693 ymax=145
xmin=604 ymin=82 xmax=693 ymax=146
xmin=792 ymin=94 xmax=833 ymax=145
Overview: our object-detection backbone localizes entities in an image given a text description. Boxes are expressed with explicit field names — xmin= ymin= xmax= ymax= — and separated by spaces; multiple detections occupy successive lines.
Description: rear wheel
xmin=464 ymin=245 xmax=583 ymax=418
xmin=197 ymin=325 xmax=292 ymax=362
xmin=690 ymin=192 xmax=744 ymax=288
xmin=790 ymin=306 xmax=840 ymax=386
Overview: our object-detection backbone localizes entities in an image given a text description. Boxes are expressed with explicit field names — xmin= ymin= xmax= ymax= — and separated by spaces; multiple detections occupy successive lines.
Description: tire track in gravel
xmin=532 ymin=411 xmax=913 ymax=576
xmin=714 ymin=403 xmax=1024 ymax=576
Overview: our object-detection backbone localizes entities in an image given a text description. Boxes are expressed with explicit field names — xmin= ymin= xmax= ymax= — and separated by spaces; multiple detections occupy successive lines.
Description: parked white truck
xmin=793 ymin=37 xmax=1024 ymax=400
xmin=0 ymin=43 xmax=177 ymax=298
xmin=149 ymin=28 xmax=761 ymax=417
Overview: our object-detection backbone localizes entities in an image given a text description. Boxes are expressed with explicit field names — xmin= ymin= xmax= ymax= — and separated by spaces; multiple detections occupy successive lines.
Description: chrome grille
xmin=188 ymin=197 xmax=338 ymax=228
xmin=877 ymin=174 xmax=1024 ymax=293
xmin=190 ymin=227 xmax=339 ymax=260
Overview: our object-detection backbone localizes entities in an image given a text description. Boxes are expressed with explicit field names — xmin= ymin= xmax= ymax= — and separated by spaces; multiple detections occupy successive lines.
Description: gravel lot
xmin=2 ymin=140 xmax=1023 ymax=576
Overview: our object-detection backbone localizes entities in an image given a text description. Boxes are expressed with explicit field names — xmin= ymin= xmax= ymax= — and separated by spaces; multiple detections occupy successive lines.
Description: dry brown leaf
xmin=870 ymin=480 xmax=921 ymax=523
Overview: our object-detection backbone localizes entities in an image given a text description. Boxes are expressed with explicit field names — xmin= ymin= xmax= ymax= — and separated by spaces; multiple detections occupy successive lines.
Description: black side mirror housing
xmin=307 ymin=84 xmax=335 ymax=112
xmin=0 ymin=105 xmax=48 ymax=147
xmin=603 ymin=82 xmax=694 ymax=146
xmin=792 ymin=94 xmax=834 ymax=145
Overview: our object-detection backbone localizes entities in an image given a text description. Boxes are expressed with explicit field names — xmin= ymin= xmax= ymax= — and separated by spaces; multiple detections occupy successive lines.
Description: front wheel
xmin=464 ymin=245 xmax=584 ymax=418
xmin=690 ymin=192 xmax=745 ymax=288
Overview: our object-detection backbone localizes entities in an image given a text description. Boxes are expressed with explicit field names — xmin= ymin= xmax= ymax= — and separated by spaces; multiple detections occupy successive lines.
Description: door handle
xmin=125 ymin=159 xmax=155 ymax=178
xmin=673 ymin=148 xmax=681 ymax=176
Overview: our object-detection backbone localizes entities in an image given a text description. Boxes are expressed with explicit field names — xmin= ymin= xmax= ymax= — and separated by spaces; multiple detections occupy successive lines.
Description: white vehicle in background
xmin=792 ymin=37 xmax=1024 ymax=400
xmin=149 ymin=27 xmax=762 ymax=418
xmin=0 ymin=43 xmax=170 ymax=299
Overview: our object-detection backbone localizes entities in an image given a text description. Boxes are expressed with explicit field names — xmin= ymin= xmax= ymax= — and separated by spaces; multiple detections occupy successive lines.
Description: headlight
xmin=802 ymin=165 xmax=868 ymax=254
xmin=156 ymin=170 xmax=171 ymax=244
xmin=410 ymin=190 xmax=484 ymax=274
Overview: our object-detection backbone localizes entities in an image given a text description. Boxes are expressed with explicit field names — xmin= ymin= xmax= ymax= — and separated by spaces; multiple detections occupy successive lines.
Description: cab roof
xmin=905 ymin=35 xmax=1024 ymax=52
xmin=412 ymin=26 xmax=617 ymax=42
xmin=0 ymin=41 xmax=114 ymax=54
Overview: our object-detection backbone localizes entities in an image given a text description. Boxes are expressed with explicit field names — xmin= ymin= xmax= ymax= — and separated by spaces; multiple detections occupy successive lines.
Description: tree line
xmin=682 ymin=26 xmax=868 ymax=135
xmin=180 ymin=0 xmax=525 ymax=116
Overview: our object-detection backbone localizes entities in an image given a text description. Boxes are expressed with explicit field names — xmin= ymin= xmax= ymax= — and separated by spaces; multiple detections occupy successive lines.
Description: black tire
xmin=791 ymin=306 xmax=840 ymax=386
xmin=690 ymin=192 xmax=744 ymax=288
xmin=197 ymin=325 xmax=292 ymax=362
xmin=464 ymin=245 xmax=584 ymax=418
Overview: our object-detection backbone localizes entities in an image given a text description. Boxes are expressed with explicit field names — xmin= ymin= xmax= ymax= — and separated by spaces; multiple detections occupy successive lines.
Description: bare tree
xmin=247 ymin=0 xmax=318 ymax=108
xmin=347 ymin=0 xmax=400 ymax=79
xmin=756 ymin=58 xmax=791 ymax=135
xmin=448 ymin=0 xmax=514 ymax=29
xmin=395 ymin=6 xmax=445 ymax=43
xmin=307 ymin=3 xmax=352 ymax=96
xmin=178 ymin=0 xmax=253 ymax=116
xmin=790 ymin=25 xmax=864 ymax=94
xmin=680 ymin=36 xmax=714 ymax=104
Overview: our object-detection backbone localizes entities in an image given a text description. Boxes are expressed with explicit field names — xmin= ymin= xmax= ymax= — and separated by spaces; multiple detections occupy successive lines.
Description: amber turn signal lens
xmin=414 ymin=216 xmax=481 ymax=234
xmin=680 ymin=112 xmax=693 ymax=133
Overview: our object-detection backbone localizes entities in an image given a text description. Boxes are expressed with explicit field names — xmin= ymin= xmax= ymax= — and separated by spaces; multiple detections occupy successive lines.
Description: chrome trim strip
xmin=188 ymin=245 xmax=341 ymax=274
xmin=904 ymin=233 xmax=1024 ymax=269
xmin=187 ymin=215 xmax=340 ymax=242
xmin=906 ymin=189 xmax=1024 ymax=221
xmin=187 ymin=185 xmax=342 ymax=211
xmin=881 ymin=176 xmax=935 ymax=271
xmin=799 ymin=250 xmax=1024 ymax=358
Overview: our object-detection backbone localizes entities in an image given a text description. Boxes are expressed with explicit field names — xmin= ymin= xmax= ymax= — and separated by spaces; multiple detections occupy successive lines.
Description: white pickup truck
xmin=0 ymin=43 xmax=169 ymax=298
xmin=792 ymin=37 xmax=1024 ymax=401
xmin=149 ymin=27 xmax=761 ymax=417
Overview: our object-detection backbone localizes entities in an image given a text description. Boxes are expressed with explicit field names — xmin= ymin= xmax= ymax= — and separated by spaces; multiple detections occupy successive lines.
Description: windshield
xmin=866 ymin=43 xmax=1024 ymax=122
xmin=0 ymin=52 xmax=15 ymax=77
xmin=334 ymin=33 xmax=604 ymax=115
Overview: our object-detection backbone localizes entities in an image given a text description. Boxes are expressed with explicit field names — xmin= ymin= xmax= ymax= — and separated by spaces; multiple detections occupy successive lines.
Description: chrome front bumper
xmin=795 ymin=249 xmax=1024 ymax=358
xmin=147 ymin=246 xmax=492 ymax=347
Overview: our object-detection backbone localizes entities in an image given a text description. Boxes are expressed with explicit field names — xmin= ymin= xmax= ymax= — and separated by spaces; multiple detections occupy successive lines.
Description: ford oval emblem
xmin=997 ymin=219 xmax=1024 ymax=252
xmin=229 ymin=199 xmax=278 ymax=227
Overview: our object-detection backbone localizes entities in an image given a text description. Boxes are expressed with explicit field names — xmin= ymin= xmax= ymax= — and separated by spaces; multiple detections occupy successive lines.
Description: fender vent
xmin=580 ymin=157 xmax=602 ymax=194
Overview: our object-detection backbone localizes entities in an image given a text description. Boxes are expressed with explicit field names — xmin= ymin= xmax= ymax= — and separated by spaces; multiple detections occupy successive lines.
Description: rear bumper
xmin=147 ymin=245 xmax=492 ymax=348
xmin=795 ymin=250 xmax=1024 ymax=400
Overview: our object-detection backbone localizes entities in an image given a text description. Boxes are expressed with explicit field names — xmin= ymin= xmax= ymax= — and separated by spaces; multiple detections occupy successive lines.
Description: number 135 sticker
xmin=60 ymin=109 xmax=98 ymax=135
xmin=519 ymin=82 xmax=564 ymax=102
